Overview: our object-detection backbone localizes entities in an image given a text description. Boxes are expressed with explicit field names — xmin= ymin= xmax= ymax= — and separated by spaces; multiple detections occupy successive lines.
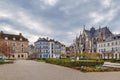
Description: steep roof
xmin=105 ymin=34 xmax=120 ymax=42
xmin=0 ymin=31 xmax=28 ymax=41
xmin=84 ymin=27 xmax=112 ymax=37
xmin=94 ymin=27 xmax=112 ymax=37
xmin=36 ymin=38 xmax=49 ymax=42
xmin=84 ymin=30 xmax=92 ymax=37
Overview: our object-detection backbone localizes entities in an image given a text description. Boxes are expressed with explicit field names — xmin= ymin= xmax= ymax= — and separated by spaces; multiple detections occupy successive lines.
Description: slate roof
xmin=0 ymin=31 xmax=28 ymax=41
xmin=105 ymin=34 xmax=120 ymax=42
xmin=85 ymin=30 xmax=93 ymax=37
xmin=84 ymin=27 xmax=112 ymax=38
xmin=36 ymin=38 xmax=49 ymax=42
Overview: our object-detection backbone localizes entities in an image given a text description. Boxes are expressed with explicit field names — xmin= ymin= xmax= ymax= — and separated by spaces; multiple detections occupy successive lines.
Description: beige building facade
xmin=0 ymin=31 xmax=29 ymax=59
xmin=97 ymin=34 xmax=120 ymax=59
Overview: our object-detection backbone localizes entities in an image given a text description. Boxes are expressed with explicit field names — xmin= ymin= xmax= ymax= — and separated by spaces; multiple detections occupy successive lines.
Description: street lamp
xmin=2 ymin=52 xmax=4 ymax=62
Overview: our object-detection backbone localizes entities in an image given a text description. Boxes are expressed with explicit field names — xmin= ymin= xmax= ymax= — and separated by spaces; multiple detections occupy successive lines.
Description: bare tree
xmin=0 ymin=42 xmax=11 ymax=58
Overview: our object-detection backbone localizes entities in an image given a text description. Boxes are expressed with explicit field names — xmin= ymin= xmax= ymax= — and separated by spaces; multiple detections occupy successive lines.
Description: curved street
xmin=0 ymin=60 xmax=119 ymax=80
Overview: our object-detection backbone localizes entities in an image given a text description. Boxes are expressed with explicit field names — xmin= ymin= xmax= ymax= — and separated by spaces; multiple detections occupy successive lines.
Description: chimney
xmin=0 ymin=31 xmax=3 ymax=34
xmin=19 ymin=33 xmax=22 ymax=36
xmin=46 ymin=37 xmax=49 ymax=40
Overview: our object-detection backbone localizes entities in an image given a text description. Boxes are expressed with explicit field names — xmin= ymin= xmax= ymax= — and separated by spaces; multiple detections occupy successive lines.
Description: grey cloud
xmin=0 ymin=0 xmax=120 ymax=46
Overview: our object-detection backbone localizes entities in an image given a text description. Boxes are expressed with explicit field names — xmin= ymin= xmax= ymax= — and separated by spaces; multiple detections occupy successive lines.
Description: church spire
xmin=83 ymin=25 xmax=85 ymax=30
xmin=80 ymin=31 xmax=81 ymax=35
xmin=83 ymin=25 xmax=85 ymax=31
xmin=99 ymin=25 xmax=101 ymax=32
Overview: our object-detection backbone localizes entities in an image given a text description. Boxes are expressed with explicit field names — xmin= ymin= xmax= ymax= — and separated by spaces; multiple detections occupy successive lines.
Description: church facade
xmin=75 ymin=26 xmax=113 ymax=54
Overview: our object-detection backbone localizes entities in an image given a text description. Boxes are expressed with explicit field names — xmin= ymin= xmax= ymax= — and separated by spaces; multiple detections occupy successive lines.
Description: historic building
xmin=34 ymin=38 xmax=50 ymax=58
xmin=61 ymin=44 xmax=66 ymax=56
xmin=75 ymin=26 xmax=113 ymax=54
xmin=97 ymin=34 xmax=120 ymax=59
xmin=28 ymin=44 xmax=35 ymax=55
xmin=49 ymin=39 xmax=62 ymax=58
xmin=34 ymin=37 xmax=66 ymax=58
xmin=28 ymin=44 xmax=36 ymax=59
xmin=66 ymin=47 xmax=70 ymax=57
xmin=0 ymin=31 xmax=29 ymax=59
xmin=69 ymin=45 xmax=75 ymax=56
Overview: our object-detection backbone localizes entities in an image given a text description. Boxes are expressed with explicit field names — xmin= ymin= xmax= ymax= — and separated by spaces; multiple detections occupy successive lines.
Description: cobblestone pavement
xmin=0 ymin=60 xmax=119 ymax=80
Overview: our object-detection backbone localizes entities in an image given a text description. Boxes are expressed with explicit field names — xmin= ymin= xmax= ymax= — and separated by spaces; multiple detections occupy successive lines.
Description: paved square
xmin=0 ymin=60 xmax=119 ymax=80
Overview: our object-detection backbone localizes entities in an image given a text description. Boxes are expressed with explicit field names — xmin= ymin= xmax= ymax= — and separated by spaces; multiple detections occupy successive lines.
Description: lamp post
xmin=2 ymin=52 xmax=4 ymax=62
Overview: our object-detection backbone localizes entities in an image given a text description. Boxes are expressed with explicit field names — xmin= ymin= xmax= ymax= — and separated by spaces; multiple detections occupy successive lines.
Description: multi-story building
xmin=49 ymin=39 xmax=55 ymax=58
xmin=61 ymin=44 xmax=66 ymax=55
xmin=54 ymin=41 xmax=62 ymax=58
xmin=97 ymin=34 xmax=120 ymax=59
xmin=28 ymin=44 xmax=37 ymax=59
xmin=0 ymin=31 xmax=29 ymax=59
xmin=66 ymin=47 xmax=70 ymax=57
xmin=69 ymin=45 xmax=75 ymax=55
xmin=75 ymin=26 xmax=113 ymax=54
xmin=34 ymin=38 xmax=50 ymax=58
xmin=28 ymin=45 xmax=35 ymax=55
xmin=34 ymin=37 xmax=66 ymax=58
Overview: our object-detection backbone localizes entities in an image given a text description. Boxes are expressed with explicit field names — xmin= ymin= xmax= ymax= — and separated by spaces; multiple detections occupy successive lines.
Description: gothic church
xmin=75 ymin=26 xmax=113 ymax=53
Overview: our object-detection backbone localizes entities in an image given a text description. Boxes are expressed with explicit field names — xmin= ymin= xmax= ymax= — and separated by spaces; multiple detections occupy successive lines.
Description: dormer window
xmin=20 ymin=38 xmax=22 ymax=41
xmin=5 ymin=37 xmax=8 ymax=40
xmin=13 ymin=37 xmax=16 ymax=40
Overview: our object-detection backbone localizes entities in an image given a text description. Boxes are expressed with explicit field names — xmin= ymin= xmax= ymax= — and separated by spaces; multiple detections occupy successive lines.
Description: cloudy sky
xmin=0 ymin=0 xmax=120 ymax=46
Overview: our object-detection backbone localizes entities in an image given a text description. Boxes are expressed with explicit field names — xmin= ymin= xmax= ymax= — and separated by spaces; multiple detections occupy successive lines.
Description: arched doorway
xmin=21 ymin=54 xmax=24 ymax=58
xmin=12 ymin=55 xmax=15 ymax=58
xmin=115 ymin=54 xmax=117 ymax=59
xmin=18 ymin=55 xmax=20 ymax=58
